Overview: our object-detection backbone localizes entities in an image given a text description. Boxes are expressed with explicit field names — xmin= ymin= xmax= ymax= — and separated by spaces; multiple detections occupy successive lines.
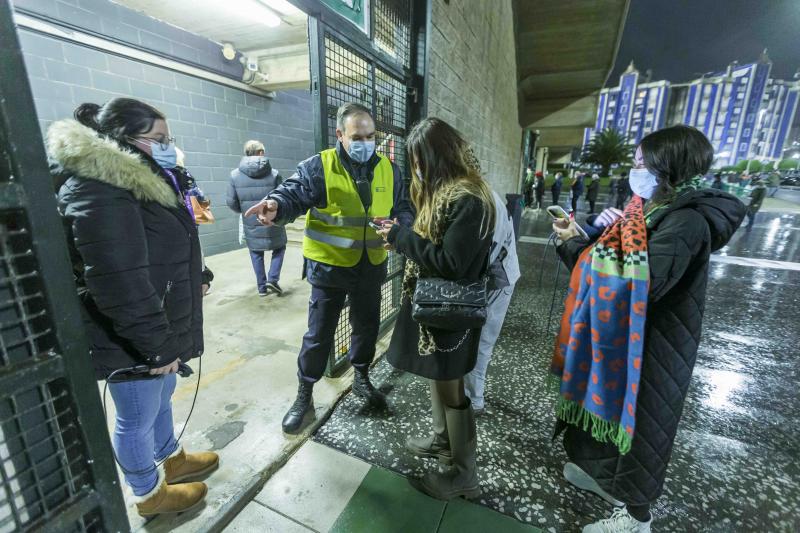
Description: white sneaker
xmin=564 ymin=462 xmax=624 ymax=506
xmin=582 ymin=507 xmax=652 ymax=533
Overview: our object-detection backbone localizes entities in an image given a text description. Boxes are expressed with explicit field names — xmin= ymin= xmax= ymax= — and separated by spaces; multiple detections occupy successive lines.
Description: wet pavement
xmin=314 ymin=203 xmax=800 ymax=531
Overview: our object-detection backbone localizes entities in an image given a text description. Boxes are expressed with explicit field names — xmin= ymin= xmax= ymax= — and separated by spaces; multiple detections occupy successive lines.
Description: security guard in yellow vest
xmin=246 ymin=103 xmax=413 ymax=433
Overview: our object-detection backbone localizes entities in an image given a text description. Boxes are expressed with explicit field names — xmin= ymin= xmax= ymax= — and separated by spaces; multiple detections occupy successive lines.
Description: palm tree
xmin=582 ymin=128 xmax=633 ymax=177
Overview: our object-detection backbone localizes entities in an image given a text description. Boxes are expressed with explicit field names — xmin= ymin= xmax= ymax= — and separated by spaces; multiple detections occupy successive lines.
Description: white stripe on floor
xmin=710 ymin=255 xmax=800 ymax=271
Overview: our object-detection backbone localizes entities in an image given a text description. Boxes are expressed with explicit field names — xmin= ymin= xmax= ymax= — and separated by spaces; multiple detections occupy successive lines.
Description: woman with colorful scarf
xmin=376 ymin=118 xmax=495 ymax=500
xmin=551 ymin=126 xmax=745 ymax=532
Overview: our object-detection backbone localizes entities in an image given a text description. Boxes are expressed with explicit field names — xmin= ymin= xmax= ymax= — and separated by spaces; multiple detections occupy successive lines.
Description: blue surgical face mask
xmin=348 ymin=140 xmax=375 ymax=163
xmin=629 ymin=167 xmax=659 ymax=199
xmin=151 ymin=142 xmax=177 ymax=169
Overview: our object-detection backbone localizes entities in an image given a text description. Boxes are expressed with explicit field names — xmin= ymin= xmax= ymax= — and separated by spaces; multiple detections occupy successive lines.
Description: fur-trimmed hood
xmin=47 ymin=119 xmax=180 ymax=208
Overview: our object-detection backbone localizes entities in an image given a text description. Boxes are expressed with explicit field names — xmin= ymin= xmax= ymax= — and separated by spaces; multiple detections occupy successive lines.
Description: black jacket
xmin=586 ymin=179 xmax=600 ymax=201
xmin=386 ymin=195 xmax=492 ymax=380
xmin=556 ymin=189 xmax=745 ymax=505
xmin=48 ymin=120 xmax=204 ymax=380
xmin=227 ymin=156 xmax=287 ymax=251
xmin=571 ymin=175 xmax=585 ymax=195
xmin=268 ymin=142 xmax=414 ymax=289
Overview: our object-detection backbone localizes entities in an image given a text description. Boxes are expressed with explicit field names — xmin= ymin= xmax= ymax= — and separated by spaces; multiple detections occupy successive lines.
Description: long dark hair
xmin=74 ymin=98 xmax=165 ymax=140
xmin=639 ymin=125 xmax=713 ymax=202
xmin=406 ymin=117 xmax=495 ymax=239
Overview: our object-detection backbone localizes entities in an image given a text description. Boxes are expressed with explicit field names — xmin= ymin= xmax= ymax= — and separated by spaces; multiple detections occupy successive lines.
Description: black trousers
xmin=588 ymin=200 xmax=596 ymax=213
xmin=297 ymin=282 xmax=382 ymax=382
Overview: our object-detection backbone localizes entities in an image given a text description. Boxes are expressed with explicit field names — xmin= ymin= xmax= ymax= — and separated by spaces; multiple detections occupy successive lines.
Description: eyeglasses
xmin=131 ymin=135 xmax=175 ymax=150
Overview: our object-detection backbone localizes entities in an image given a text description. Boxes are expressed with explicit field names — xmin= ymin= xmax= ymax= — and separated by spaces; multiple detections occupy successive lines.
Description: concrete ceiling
xmin=515 ymin=0 xmax=630 ymax=155
xmin=113 ymin=0 xmax=310 ymax=89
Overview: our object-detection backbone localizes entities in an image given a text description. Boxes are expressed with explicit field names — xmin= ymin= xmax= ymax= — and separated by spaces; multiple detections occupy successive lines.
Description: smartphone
xmin=546 ymin=206 xmax=589 ymax=240
xmin=368 ymin=218 xmax=388 ymax=231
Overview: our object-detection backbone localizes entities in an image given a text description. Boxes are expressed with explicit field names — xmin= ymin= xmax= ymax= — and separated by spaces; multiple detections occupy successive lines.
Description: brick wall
xmin=18 ymin=29 xmax=315 ymax=256
xmin=426 ymin=0 xmax=522 ymax=195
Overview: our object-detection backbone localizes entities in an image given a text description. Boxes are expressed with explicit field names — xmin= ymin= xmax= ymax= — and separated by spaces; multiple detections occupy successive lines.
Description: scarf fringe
xmin=555 ymin=397 xmax=633 ymax=455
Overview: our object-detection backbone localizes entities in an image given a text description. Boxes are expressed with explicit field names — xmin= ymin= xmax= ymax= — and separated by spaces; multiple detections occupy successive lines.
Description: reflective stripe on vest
xmin=303 ymin=149 xmax=394 ymax=267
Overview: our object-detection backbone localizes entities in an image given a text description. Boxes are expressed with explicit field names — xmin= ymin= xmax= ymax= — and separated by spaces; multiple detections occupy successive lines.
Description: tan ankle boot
xmin=164 ymin=448 xmax=219 ymax=484
xmin=135 ymin=474 xmax=207 ymax=517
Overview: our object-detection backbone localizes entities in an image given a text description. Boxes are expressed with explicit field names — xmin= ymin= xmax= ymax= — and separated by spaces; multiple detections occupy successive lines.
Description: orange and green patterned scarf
xmin=551 ymin=196 xmax=649 ymax=454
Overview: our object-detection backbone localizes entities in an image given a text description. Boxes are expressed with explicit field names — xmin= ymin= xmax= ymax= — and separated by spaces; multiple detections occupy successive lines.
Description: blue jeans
xmin=250 ymin=247 xmax=286 ymax=291
xmin=108 ymin=374 xmax=178 ymax=496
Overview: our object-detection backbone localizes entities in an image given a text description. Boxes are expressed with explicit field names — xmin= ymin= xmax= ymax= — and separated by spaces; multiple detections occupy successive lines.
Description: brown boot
xmin=406 ymin=381 xmax=452 ymax=464
xmin=135 ymin=475 xmax=207 ymax=517
xmin=164 ymin=448 xmax=219 ymax=484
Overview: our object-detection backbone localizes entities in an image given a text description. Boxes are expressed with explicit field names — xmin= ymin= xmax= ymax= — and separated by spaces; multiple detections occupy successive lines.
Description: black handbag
xmin=411 ymin=276 xmax=488 ymax=331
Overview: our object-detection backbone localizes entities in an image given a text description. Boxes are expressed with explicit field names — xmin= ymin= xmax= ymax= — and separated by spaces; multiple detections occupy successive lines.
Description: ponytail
xmin=71 ymin=98 xmax=165 ymax=140
xmin=74 ymin=102 xmax=102 ymax=130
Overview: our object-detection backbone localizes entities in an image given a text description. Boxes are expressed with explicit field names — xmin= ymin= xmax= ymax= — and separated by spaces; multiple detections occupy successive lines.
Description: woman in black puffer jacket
xmin=552 ymin=126 xmax=746 ymax=532
xmin=49 ymin=98 xmax=216 ymax=517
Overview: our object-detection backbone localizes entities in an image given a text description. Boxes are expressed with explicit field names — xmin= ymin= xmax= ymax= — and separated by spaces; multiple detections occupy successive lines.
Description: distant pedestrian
xmin=227 ymin=140 xmax=287 ymax=296
xmin=551 ymin=172 xmax=563 ymax=205
xmin=585 ymin=173 xmax=600 ymax=213
xmin=534 ymin=171 xmax=545 ymax=209
xmin=570 ymin=173 xmax=585 ymax=213
xmin=768 ymin=171 xmax=781 ymax=197
xmin=746 ymin=178 xmax=767 ymax=231
xmin=523 ymin=163 xmax=534 ymax=207
xmin=711 ymin=173 xmax=724 ymax=190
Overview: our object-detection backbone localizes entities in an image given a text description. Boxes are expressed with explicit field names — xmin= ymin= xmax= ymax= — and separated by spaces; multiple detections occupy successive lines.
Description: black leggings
xmin=626 ymin=503 xmax=651 ymax=522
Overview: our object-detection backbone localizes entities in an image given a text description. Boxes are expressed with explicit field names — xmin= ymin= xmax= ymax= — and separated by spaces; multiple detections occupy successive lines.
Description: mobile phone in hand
xmin=547 ymin=206 xmax=589 ymax=240
xmin=368 ymin=219 xmax=387 ymax=231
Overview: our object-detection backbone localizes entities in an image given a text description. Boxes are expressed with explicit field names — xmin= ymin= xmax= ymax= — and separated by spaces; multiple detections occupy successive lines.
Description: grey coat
xmin=227 ymin=156 xmax=287 ymax=251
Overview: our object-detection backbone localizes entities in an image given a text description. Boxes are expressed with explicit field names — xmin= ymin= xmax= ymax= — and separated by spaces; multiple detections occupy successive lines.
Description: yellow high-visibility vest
xmin=303 ymin=148 xmax=394 ymax=267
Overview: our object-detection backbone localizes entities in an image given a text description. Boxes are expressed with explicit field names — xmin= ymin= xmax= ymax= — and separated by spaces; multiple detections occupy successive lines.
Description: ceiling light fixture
xmin=258 ymin=0 xmax=302 ymax=16
xmin=231 ymin=0 xmax=281 ymax=27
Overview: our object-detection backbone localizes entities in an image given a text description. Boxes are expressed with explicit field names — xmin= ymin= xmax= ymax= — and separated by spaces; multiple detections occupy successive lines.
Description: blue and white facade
xmin=584 ymin=56 xmax=800 ymax=166
xmin=584 ymin=62 xmax=670 ymax=150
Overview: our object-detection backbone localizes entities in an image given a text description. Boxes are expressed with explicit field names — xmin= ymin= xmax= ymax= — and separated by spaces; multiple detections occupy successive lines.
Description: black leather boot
xmin=282 ymin=380 xmax=314 ymax=434
xmin=352 ymin=367 xmax=386 ymax=406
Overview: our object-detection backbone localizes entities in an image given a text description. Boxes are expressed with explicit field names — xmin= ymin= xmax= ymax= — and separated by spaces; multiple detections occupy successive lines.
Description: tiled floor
xmin=226 ymin=441 xmax=541 ymax=533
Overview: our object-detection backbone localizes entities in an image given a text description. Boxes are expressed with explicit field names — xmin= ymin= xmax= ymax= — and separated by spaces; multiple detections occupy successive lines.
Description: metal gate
xmin=308 ymin=0 xmax=422 ymax=376
xmin=0 ymin=2 xmax=129 ymax=531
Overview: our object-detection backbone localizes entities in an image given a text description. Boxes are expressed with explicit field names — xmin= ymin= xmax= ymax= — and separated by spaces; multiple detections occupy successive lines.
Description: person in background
xmin=551 ymin=125 xmax=745 ymax=532
xmin=570 ymin=172 xmax=585 ymax=213
xmin=551 ymin=172 xmax=563 ymax=206
xmin=615 ymin=172 xmax=630 ymax=209
xmin=585 ymin=173 xmax=600 ymax=214
xmin=463 ymin=181 xmax=520 ymax=416
xmin=49 ymin=98 xmax=217 ymax=517
xmin=376 ymin=117 xmax=494 ymax=501
xmin=745 ymin=177 xmax=767 ymax=231
xmin=534 ymin=171 xmax=546 ymax=210
xmin=768 ymin=171 xmax=781 ymax=197
xmin=227 ymin=140 xmax=287 ymax=296
xmin=711 ymin=172 xmax=724 ymax=190
xmin=523 ymin=162 xmax=534 ymax=207
xmin=245 ymin=103 xmax=414 ymax=434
